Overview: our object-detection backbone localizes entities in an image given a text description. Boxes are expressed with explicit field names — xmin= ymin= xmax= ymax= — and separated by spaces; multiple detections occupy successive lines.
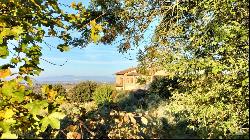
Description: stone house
xmin=114 ymin=67 xmax=167 ymax=91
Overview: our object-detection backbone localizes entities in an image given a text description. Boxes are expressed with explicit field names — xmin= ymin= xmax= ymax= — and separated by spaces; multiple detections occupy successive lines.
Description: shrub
xmin=148 ymin=76 xmax=179 ymax=99
xmin=113 ymin=90 xmax=129 ymax=103
xmin=114 ymin=89 xmax=151 ymax=112
xmin=143 ymin=93 xmax=162 ymax=110
xmin=68 ymin=81 xmax=98 ymax=103
xmin=92 ymin=85 xmax=115 ymax=105
xmin=115 ymin=92 xmax=139 ymax=112
xmin=150 ymin=88 xmax=249 ymax=139
xmin=52 ymin=84 xmax=66 ymax=96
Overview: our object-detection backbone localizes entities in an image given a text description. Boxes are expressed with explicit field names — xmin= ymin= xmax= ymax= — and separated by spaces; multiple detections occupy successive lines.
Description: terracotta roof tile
xmin=127 ymin=72 xmax=140 ymax=76
xmin=115 ymin=67 xmax=136 ymax=75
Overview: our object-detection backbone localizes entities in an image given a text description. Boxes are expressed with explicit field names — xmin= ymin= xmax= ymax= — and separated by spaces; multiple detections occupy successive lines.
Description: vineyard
xmin=0 ymin=0 xmax=249 ymax=139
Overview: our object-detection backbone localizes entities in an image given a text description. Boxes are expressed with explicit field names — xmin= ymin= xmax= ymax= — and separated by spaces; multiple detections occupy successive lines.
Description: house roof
xmin=127 ymin=72 xmax=140 ymax=76
xmin=115 ymin=67 xmax=137 ymax=75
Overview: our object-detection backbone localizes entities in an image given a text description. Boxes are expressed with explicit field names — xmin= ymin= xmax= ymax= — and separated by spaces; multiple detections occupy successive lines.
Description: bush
xmin=143 ymin=93 xmax=162 ymax=110
xmin=68 ymin=81 xmax=98 ymax=103
xmin=52 ymin=84 xmax=66 ymax=96
xmin=115 ymin=92 xmax=139 ymax=112
xmin=113 ymin=90 xmax=129 ymax=103
xmin=114 ymin=89 xmax=156 ymax=112
xmin=145 ymin=74 xmax=249 ymax=139
xmin=148 ymin=76 xmax=179 ymax=99
xmin=92 ymin=85 xmax=115 ymax=105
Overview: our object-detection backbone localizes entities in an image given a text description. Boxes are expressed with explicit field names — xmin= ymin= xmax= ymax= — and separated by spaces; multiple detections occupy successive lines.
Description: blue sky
xmin=0 ymin=0 xmax=159 ymax=78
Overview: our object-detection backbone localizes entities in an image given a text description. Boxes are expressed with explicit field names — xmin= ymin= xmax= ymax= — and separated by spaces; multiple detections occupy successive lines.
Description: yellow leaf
xmin=90 ymin=20 xmax=96 ymax=27
xmin=41 ymin=85 xmax=48 ymax=93
xmin=0 ymin=111 xmax=5 ymax=119
xmin=3 ymin=109 xmax=15 ymax=119
xmin=71 ymin=2 xmax=76 ymax=8
xmin=0 ymin=68 xmax=11 ymax=78
xmin=48 ymin=90 xmax=57 ymax=101
xmin=11 ymin=26 xmax=23 ymax=36
xmin=90 ymin=20 xmax=102 ymax=43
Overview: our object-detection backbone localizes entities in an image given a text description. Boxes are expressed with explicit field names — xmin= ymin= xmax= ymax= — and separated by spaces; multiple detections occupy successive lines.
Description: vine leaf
xmin=0 ymin=132 xmax=18 ymax=139
xmin=0 ymin=118 xmax=16 ymax=133
xmin=49 ymin=112 xmax=66 ymax=119
xmin=40 ymin=112 xmax=66 ymax=132
xmin=1 ymin=80 xmax=26 ymax=103
xmin=3 ymin=109 xmax=15 ymax=119
xmin=24 ymin=100 xmax=48 ymax=116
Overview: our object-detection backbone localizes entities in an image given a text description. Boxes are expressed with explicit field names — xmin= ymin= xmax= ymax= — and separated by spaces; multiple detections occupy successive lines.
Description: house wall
xmin=115 ymin=70 xmax=140 ymax=91
xmin=115 ymin=86 xmax=123 ymax=90
xmin=124 ymin=83 xmax=139 ymax=90
xmin=115 ymin=75 xmax=124 ymax=90
xmin=122 ymin=74 xmax=138 ymax=91
xmin=115 ymin=75 xmax=123 ymax=85
xmin=115 ymin=69 xmax=167 ymax=91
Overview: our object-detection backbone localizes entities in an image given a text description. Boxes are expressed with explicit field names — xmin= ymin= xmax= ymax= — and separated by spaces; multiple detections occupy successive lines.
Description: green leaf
xmin=40 ymin=117 xmax=49 ymax=132
xmin=0 ymin=36 xmax=3 ymax=44
xmin=242 ymin=78 xmax=249 ymax=86
xmin=1 ymin=81 xmax=15 ymax=97
xmin=48 ymin=117 xmax=60 ymax=129
xmin=212 ymin=66 xmax=221 ymax=74
xmin=1 ymin=81 xmax=26 ymax=103
xmin=24 ymin=100 xmax=48 ymax=115
xmin=40 ymin=112 xmax=64 ymax=132
xmin=0 ymin=132 xmax=18 ymax=139
xmin=11 ymin=58 xmax=20 ymax=64
xmin=49 ymin=112 xmax=66 ymax=119
xmin=57 ymin=44 xmax=70 ymax=52
xmin=0 ymin=118 xmax=16 ymax=132
xmin=24 ymin=76 xmax=33 ymax=86
xmin=11 ymin=26 xmax=23 ymax=36
xmin=0 ymin=45 xmax=9 ymax=58
xmin=0 ymin=28 xmax=11 ymax=44
xmin=10 ymin=91 xmax=25 ymax=103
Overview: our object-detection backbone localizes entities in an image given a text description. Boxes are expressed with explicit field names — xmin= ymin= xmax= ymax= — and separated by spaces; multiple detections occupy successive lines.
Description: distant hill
xmin=34 ymin=75 xmax=115 ymax=84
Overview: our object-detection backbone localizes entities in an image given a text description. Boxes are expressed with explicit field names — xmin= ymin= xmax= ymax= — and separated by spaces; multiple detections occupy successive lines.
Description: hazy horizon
xmin=33 ymin=74 xmax=115 ymax=83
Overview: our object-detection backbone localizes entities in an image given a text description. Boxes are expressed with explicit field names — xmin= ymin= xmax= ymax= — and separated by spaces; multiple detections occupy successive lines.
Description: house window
xmin=130 ymin=78 xmax=133 ymax=83
xmin=120 ymin=77 xmax=123 ymax=85
xmin=127 ymin=78 xmax=130 ymax=83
